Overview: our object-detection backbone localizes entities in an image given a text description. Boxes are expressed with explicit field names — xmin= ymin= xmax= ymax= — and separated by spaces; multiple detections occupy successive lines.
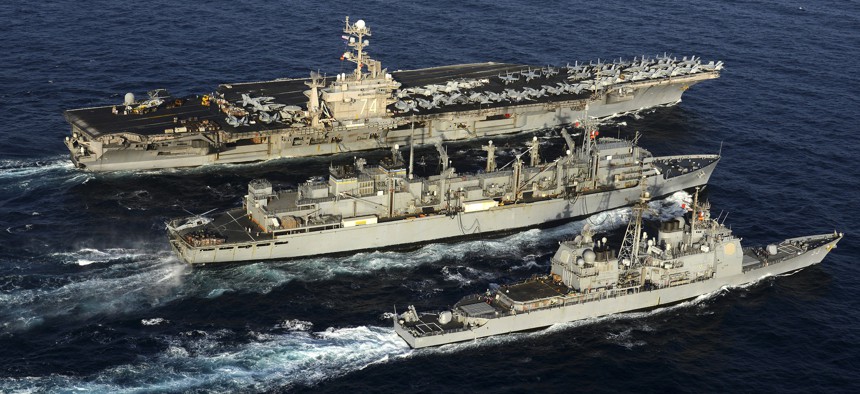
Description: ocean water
xmin=1 ymin=0 xmax=858 ymax=392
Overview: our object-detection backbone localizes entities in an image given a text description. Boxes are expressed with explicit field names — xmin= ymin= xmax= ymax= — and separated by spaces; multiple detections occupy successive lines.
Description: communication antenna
xmin=617 ymin=174 xmax=650 ymax=269
xmin=408 ymin=117 xmax=415 ymax=179
xmin=343 ymin=17 xmax=372 ymax=81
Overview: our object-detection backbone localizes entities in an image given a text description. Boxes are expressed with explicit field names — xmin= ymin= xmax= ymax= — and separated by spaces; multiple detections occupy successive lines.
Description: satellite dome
xmin=438 ymin=311 xmax=452 ymax=324
xmin=124 ymin=92 xmax=135 ymax=105
xmin=582 ymin=249 xmax=596 ymax=264
xmin=355 ymin=19 xmax=366 ymax=29
xmin=576 ymin=257 xmax=585 ymax=266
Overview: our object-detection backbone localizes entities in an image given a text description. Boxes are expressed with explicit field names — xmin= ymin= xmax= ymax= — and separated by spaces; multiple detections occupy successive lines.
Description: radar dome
xmin=576 ymin=257 xmax=585 ymax=266
xmin=124 ymin=92 xmax=135 ymax=105
xmin=767 ymin=244 xmax=778 ymax=255
xmin=355 ymin=19 xmax=366 ymax=29
xmin=582 ymin=249 xmax=596 ymax=264
xmin=438 ymin=311 xmax=453 ymax=324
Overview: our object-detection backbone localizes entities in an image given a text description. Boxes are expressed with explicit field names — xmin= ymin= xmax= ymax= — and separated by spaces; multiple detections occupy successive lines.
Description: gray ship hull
xmin=395 ymin=234 xmax=841 ymax=348
xmin=169 ymin=155 xmax=718 ymax=265
xmin=68 ymin=76 xmax=708 ymax=172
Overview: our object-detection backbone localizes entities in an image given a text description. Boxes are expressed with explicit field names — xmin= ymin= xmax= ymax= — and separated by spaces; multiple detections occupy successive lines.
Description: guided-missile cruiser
xmin=64 ymin=17 xmax=722 ymax=171
xmin=167 ymin=126 xmax=719 ymax=265
xmin=394 ymin=190 xmax=842 ymax=348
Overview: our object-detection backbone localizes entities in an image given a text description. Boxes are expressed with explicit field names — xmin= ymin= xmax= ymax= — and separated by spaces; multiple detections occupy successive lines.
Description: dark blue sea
xmin=1 ymin=0 xmax=858 ymax=392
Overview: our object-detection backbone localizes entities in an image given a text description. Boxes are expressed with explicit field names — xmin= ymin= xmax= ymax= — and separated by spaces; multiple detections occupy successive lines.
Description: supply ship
xmin=167 ymin=127 xmax=719 ymax=265
xmin=64 ymin=17 xmax=722 ymax=171
xmin=394 ymin=190 xmax=843 ymax=348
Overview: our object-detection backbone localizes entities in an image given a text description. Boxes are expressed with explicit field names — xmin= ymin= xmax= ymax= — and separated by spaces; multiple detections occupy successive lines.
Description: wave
xmin=50 ymin=247 xmax=150 ymax=266
xmin=0 ymin=155 xmax=75 ymax=180
xmin=0 ymin=248 xmax=188 ymax=332
xmin=0 ymin=155 xmax=96 ymax=195
xmin=141 ymin=317 xmax=169 ymax=326
xmin=440 ymin=265 xmax=496 ymax=287
xmin=2 ymin=325 xmax=411 ymax=393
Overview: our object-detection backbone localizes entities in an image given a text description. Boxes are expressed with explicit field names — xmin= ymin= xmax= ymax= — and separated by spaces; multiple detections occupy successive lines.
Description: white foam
xmin=441 ymin=265 xmax=496 ymax=287
xmin=510 ymin=254 xmax=543 ymax=271
xmin=0 ymin=156 xmax=76 ymax=186
xmin=0 ymin=250 xmax=188 ymax=332
xmin=276 ymin=319 xmax=314 ymax=331
xmin=142 ymin=318 xmax=169 ymax=326
xmin=52 ymin=247 xmax=148 ymax=266
xmin=5 ymin=325 xmax=411 ymax=392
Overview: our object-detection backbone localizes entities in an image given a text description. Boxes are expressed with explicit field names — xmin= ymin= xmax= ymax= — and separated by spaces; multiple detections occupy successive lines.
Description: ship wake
xmin=2 ymin=325 xmax=411 ymax=393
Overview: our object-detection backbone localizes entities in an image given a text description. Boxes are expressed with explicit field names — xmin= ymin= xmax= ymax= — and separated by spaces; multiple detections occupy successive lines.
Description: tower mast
xmin=343 ymin=17 xmax=371 ymax=81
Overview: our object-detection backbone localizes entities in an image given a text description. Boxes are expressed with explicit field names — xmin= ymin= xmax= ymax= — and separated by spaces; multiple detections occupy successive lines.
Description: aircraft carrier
xmin=167 ymin=127 xmax=719 ymax=265
xmin=394 ymin=190 xmax=843 ymax=348
xmin=64 ymin=17 xmax=722 ymax=171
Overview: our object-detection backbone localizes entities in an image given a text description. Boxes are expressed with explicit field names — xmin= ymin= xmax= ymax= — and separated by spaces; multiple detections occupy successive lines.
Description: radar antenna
xmin=617 ymin=172 xmax=651 ymax=270
xmin=343 ymin=17 xmax=374 ymax=80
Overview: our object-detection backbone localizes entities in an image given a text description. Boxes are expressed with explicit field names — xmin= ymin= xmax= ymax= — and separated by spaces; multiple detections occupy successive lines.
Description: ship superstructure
xmin=167 ymin=127 xmax=719 ymax=265
xmin=64 ymin=17 xmax=722 ymax=171
xmin=394 ymin=190 xmax=843 ymax=348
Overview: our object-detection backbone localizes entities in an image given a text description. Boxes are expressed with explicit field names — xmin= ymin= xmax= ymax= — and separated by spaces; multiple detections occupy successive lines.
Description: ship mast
xmin=527 ymin=136 xmax=540 ymax=167
xmin=617 ymin=175 xmax=650 ymax=270
xmin=343 ymin=16 xmax=371 ymax=81
xmin=482 ymin=140 xmax=497 ymax=172
xmin=304 ymin=71 xmax=325 ymax=128
xmin=408 ymin=118 xmax=415 ymax=179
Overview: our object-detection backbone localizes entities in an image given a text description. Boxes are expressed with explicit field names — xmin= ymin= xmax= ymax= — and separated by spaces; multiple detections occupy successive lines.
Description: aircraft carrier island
xmin=64 ymin=17 xmax=722 ymax=171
